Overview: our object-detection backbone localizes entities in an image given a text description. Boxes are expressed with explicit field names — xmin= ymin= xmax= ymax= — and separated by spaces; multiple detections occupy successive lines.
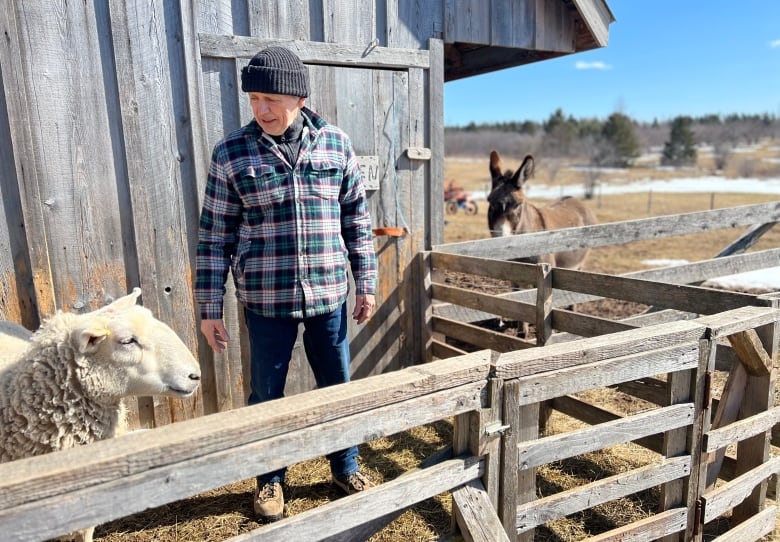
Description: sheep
xmin=0 ymin=288 xmax=201 ymax=541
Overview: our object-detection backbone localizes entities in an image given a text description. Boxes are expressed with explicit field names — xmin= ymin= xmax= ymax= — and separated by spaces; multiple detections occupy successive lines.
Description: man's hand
xmin=201 ymin=319 xmax=230 ymax=353
xmin=352 ymin=294 xmax=376 ymax=325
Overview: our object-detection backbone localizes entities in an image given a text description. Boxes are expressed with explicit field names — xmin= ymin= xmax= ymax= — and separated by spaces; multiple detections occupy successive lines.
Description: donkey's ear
xmin=516 ymin=155 xmax=534 ymax=185
xmin=489 ymin=150 xmax=503 ymax=182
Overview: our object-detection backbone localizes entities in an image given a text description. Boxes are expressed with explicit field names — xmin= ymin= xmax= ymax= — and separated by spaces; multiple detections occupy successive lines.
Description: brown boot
xmin=253 ymin=481 xmax=284 ymax=522
xmin=332 ymin=471 xmax=374 ymax=495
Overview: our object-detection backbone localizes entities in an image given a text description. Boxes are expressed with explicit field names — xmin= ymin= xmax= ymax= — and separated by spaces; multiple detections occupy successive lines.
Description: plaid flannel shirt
xmin=195 ymin=108 xmax=377 ymax=320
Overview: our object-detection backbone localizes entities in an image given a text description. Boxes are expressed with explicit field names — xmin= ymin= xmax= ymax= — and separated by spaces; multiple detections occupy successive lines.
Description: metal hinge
xmin=694 ymin=499 xmax=703 ymax=535
xmin=485 ymin=421 xmax=510 ymax=436
xmin=703 ymin=371 xmax=712 ymax=409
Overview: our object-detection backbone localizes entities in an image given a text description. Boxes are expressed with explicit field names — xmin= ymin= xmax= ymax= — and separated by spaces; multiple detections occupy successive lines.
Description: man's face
xmin=248 ymin=92 xmax=305 ymax=136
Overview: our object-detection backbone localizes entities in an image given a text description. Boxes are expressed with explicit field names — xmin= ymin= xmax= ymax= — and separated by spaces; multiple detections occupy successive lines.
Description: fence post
xmin=495 ymin=379 xmax=519 ymax=541
xmin=661 ymin=335 xmax=716 ymax=542
xmin=535 ymin=263 xmax=552 ymax=346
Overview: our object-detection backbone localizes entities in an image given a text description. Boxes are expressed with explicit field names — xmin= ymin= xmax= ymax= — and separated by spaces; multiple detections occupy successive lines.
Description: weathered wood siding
xmin=0 ymin=0 xmax=450 ymax=427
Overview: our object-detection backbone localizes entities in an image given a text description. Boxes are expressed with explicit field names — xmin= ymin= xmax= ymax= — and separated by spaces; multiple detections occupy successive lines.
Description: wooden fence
xmin=1 ymin=251 xmax=778 ymax=540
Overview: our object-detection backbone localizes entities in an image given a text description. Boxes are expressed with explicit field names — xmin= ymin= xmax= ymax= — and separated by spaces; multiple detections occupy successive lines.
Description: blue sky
xmin=443 ymin=1 xmax=780 ymax=126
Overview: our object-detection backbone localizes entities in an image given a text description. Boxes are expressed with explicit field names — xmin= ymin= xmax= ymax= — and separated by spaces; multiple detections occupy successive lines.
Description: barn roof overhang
xmin=443 ymin=0 xmax=615 ymax=82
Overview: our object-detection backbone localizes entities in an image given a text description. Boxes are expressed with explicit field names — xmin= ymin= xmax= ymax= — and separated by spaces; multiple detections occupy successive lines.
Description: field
xmin=93 ymin=150 xmax=780 ymax=541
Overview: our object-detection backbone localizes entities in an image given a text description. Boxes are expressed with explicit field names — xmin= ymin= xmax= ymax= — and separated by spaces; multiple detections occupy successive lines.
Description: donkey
xmin=487 ymin=150 xmax=597 ymax=269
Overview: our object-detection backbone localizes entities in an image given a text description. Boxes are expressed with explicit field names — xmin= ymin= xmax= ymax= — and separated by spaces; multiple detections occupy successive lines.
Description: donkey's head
xmin=487 ymin=150 xmax=535 ymax=237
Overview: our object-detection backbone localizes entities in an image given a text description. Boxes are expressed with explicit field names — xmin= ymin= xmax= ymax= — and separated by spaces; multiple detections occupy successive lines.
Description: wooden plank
xmin=500 ymin=380 xmax=521 ymax=539
xmin=0 ymin=1 xmax=55 ymax=320
xmin=443 ymin=0 xmax=490 ymax=44
xmin=553 ymin=268 xmax=759 ymax=316
xmin=431 ymin=338 xmax=468 ymax=359
xmin=109 ymin=0 xmax=202 ymax=425
xmin=571 ymin=0 xmax=614 ymax=47
xmin=196 ymin=0 xmax=248 ymax=414
xmin=480 ymin=379 xmax=504 ymax=507
xmin=518 ymin=404 xmax=694 ymax=470
xmin=179 ymin=0 xmax=220 ymax=415
xmin=319 ymin=445 xmax=454 ymax=542
xmin=0 ymin=384 xmax=485 ymax=540
xmin=552 ymin=307 xmax=637 ymax=337
xmin=432 ymin=283 xmax=536 ymax=322
xmin=731 ymin=372 xmax=775 ymax=523
xmin=535 ymin=0 xmax=575 ymax=52
xmin=695 ymin=305 xmax=780 ymax=338
xmin=227 ymin=456 xmax=482 ymax=542
xmin=0 ymin=354 xmax=490 ymax=509
xmin=248 ymin=0 xmax=311 ymax=40
xmin=434 ymin=202 xmax=780 ymax=259
xmin=706 ymin=361 xmax=747 ymax=488
xmin=706 ymin=407 xmax=780 ymax=454
xmin=583 ymin=507 xmax=688 ymax=542
xmin=495 ymin=320 xmax=703 ymax=379
xmin=0 ymin=85 xmax=36 ymax=325
xmin=198 ymin=33 xmax=430 ymax=68
xmin=514 ymin=343 xmax=698 ymax=405
xmin=452 ymin=479 xmax=512 ymax=542
xmin=535 ymin=263 xmax=552 ymax=345
xmin=430 ymin=252 xmax=538 ymax=284
xmin=516 ymin=457 xmax=691 ymax=533
xmin=702 ymin=455 xmax=780 ymax=523
xmin=491 ymin=0 xmax=534 ymax=48
xmin=552 ymin=395 xmax=665 ymax=454
xmin=658 ymin=359 xmax=693 ymax=542
xmin=726 ymin=329 xmax=773 ymax=376
xmin=709 ymin=504 xmax=776 ymax=542
xmin=428 ymin=38 xmax=446 ymax=247
xmin=387 ymin=0 xmax=443 ymax=49
xmin=323 ymin=0 xmax=375 ymax=45
xmin=432 ymin=315 xmax=535 ymax=352
xmin=8 ymin=1 xmax=127 ymax=313
xmin=408 ymin=63 xmax=429 ymax=363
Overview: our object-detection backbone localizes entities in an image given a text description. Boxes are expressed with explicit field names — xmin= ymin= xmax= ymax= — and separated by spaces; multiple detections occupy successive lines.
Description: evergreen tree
xmin=599 ymin=112 xmax=640 ymax=166
xmin=661 ymin=116 xmax=697 ymax=166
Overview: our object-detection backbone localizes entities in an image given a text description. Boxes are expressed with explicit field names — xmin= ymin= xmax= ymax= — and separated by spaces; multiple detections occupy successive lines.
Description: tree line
xmin=445 ymin=110 xmax=780 ymax=169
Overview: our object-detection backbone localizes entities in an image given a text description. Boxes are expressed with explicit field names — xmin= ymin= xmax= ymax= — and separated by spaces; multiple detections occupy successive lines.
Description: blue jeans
xmin=245 ymin=303 xmax=359 ymax=485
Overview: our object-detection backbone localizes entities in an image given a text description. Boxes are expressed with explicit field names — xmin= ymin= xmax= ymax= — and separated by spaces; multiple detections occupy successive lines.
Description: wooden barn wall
xmin=444 ymin=0 xmax=574 ymax=51
xmin=0 ymin=0 xmax=445 ymax=426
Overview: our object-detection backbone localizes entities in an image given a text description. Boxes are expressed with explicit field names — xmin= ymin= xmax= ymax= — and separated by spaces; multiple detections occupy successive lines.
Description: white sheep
xmin=0 ymin=288 xmax=201 ymax=541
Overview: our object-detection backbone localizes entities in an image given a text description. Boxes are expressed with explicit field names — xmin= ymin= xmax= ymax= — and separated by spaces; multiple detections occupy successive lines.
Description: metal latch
xmin=484 ymin=421 xmax=510 ymax=436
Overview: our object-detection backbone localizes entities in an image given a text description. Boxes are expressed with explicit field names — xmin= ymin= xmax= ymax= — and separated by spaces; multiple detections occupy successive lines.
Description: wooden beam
xmin=198 ymin=34 xmax=430 ymax=68
xmin=452 ymin=479 xmax=512 ymax=542
xmin=727 ymin=330 xmax=773 ymax=376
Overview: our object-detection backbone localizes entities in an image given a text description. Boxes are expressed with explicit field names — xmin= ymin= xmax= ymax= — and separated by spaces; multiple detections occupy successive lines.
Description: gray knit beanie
xmin=241 ymin=46 xmax=310 ymax=97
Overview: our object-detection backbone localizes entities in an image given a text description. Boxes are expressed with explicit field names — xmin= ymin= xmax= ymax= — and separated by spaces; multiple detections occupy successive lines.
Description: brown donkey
xmin=487 ymin=150 xmax=597 ymax=269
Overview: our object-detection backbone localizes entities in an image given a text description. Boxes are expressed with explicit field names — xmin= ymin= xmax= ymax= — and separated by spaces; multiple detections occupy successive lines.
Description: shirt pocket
xmin=305 ymin=158 xmax=342 ymax=200
xmin=235 ymin=165 xmax=287 ymax=207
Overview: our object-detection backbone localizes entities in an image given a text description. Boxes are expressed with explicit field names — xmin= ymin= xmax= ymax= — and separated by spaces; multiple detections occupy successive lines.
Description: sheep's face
xmin=73 ymin=304 xmax=201 ymax=401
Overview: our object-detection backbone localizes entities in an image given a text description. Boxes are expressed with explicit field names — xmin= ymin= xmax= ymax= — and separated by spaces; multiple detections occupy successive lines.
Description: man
xmin=195 ymin=46 xmax=378 ymax=523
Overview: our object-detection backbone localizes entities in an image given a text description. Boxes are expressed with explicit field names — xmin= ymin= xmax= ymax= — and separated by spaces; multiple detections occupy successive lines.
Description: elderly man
xmin=195 ymin=46 xmax=378 ymax=523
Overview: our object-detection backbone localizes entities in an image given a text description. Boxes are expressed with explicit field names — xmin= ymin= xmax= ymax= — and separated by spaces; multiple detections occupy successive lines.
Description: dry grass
xmin=93 ymin=145 xmax=780 ymax=541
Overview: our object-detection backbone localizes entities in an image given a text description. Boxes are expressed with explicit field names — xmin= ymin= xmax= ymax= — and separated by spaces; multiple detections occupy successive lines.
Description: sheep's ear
xmin=74 ymin=327 xmax=110 ymax=354
xmin=104 ymin=288 xmax=142 ymax=314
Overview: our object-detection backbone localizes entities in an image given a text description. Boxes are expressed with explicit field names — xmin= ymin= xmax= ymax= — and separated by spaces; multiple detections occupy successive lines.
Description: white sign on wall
xmin=357 ymin=155 xmax=380 ymax=191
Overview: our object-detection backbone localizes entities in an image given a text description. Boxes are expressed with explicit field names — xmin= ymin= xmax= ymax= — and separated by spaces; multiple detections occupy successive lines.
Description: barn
xmin=4 ymin=2 xmax=780 ymax=541
xmin=0 ymin=0 xmax=614 ymax=421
